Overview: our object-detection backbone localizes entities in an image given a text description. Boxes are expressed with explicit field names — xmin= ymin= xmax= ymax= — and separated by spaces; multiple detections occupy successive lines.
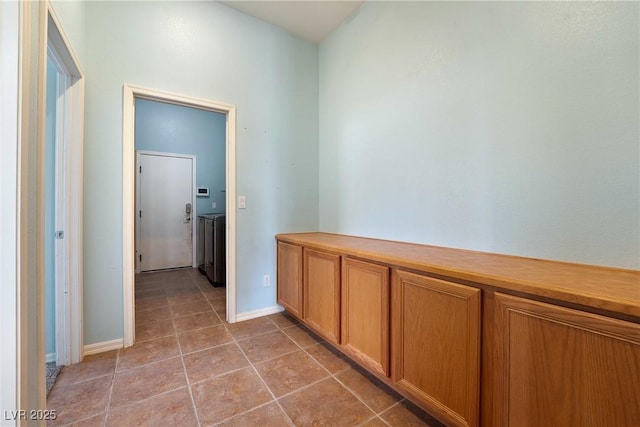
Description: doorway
xmin=45 ymin=4 xmax=84 ymax=368
xmin=123 ymin=85 xmax=238 ymax=347
xmin=136 ymin=151 xmax=196 ymax=272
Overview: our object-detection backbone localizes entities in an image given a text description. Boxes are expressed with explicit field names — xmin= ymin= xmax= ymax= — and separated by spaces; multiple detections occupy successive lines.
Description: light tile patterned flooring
xmin=47 ymin=268 xmax=443 ymax=426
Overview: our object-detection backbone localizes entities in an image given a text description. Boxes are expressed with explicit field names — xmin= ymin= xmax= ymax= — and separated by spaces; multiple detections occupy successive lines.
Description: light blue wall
xmin=50 ymin=0 xmax=85 ymax=65
xmin=319 ymin=2 xmax=639 ymax=269
xmin=69 ymin=0 xmax=638 ymax=347
xmin=83 ymin=1 xmax=319 ymax=344
xmin=135 ymin=99 xmax=226 ymax=217
xmin=45 ymin=57 xmax=57 ymax=357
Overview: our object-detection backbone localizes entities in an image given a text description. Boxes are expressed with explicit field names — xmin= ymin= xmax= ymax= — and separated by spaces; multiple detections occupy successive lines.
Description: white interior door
xmin=137 ymin=152 xmax=194 ymax=271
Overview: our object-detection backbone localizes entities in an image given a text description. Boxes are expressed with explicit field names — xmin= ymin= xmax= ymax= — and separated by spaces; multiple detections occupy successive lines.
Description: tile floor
xmin=47 ymin=268 xmax=443 ymax=426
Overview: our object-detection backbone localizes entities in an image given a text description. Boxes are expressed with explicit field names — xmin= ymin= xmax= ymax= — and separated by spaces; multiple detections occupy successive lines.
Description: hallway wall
xmin=82 ymin=1 xmax=319 ymax=345
xmin=319 ymin=1 xmax=639 ymax=269
xmin=135 ymin=99 xmax=227 ymax=217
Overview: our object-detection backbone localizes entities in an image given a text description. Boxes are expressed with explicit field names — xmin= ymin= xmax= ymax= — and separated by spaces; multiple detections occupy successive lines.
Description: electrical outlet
xmin=212 ymin=201 xmax=216 ymax=209
xmin=263 ymin=274 xmax=271 ymax=287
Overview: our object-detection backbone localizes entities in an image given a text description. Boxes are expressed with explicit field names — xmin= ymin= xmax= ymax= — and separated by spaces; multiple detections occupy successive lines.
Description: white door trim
xmin=123 ymin=84 xmax=238 ymax=348
xmin=135 ymin=150 xmax=197 ymax=273
xmin=0 ymin=0 xmax=82 ymax=414
xmin=46 ymin=2 xmax=85 ymax=365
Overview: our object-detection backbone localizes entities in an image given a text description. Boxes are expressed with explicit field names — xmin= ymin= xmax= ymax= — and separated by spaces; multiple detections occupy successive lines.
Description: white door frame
xmin=123 ymin=84 xmax=238 ymax=347
xmin=1 ymin=0 xmax=83 ymax=414
xmin=46 ymin=2 xmax=84 ymax=365
xmin=135 ymin=150 xmax=197 ymax=273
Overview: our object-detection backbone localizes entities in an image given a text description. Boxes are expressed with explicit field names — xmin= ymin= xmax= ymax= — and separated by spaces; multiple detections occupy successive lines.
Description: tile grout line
xmin=227 ymin=318 xmax=296 ymax=427
xmin=132 ymin=271 xmax=427 ymax=426
xmin=268 ymin=313 xmax=419 ymax=424
xmin=376 ymin=399 xmax=408 ymax=421
xmin=252 ymin=318 xmax=351 ymax=406
xmin=203 ymin=293 xmax=227 ymax=326
xmin=101 ymin=349 xmax=120 ymax=427
xmin=187 ymin=363 xmax=251 ymax=388
xmin=50 ymin=371 xmax=114 ymax=388
xmin=114 ymin=351 xmax=181 ymax=373
xmin=133 ymin=290 xmax=355 ymax=425
xmin=291 ymin=325 xmax=401 ymax=423
xmin=102 ymin=386 xmax=192 ymax=416
xmin=195 ymin=274 xmax=228 ymax=327
xmin=120 ymin=280 xmax=227 ymax=374
xmin=177 ymin=329 xmax=228 ymax=352
xmin=176 ymin=271 xmax=219 ymax=427
xmin=210 ymin=400 xmax=283 ymax=426
xmin=300 ymin=346 xmax=379 ymax=413
xmin=268 ymin=375 xmax=331 ymax=401
xmin=258 ymin=362 xmax=390 ymax=425
xmin=176 ymin=306 xmax=203 ymax=427
xmin=261 ymin=321 xmax=343 ymax=399
xmin=183 ymin=323 xmax=260 ymax=424
xmin=299 ymin=338 xmax=418 ymax=426
xmin=133 ymin=272 xmax=202 ymax=425
xmin=356 ymin=414 xmax=390 ymax=427
xmin=227 ymin=326 xmax=280 ymax=342
xmin=331 ymin=370 xmax=394 ymax=419
xmin=258 ymin=315 xmax=368 ymax=423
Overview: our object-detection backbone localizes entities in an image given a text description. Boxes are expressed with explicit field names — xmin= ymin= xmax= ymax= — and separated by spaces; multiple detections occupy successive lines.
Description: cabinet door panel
xmin=342 ymin=258 xmax=390 ymax=377
xmin=392 ymin=270 xmax=481 ymax=427
xmin=276 ymin=242 xmax=303 ymax=318
xmin=303 ymin=248 xmax=341 ymax=344
xmin=494 ymin=293 xmax=640 ymax=427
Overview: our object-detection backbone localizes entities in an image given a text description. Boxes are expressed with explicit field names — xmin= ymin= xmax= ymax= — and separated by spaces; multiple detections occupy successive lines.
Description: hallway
xmin=46 ymin=268 xmax=440 ymax=426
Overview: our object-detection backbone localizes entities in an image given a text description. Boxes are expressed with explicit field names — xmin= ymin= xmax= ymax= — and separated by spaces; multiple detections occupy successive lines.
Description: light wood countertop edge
xmin=275 ymin=232 xmax=640 ymax=319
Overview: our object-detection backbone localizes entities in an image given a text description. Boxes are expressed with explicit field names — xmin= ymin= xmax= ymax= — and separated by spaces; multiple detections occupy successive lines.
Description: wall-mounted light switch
xmin=239 ymin=196 xmax=246 ymax=209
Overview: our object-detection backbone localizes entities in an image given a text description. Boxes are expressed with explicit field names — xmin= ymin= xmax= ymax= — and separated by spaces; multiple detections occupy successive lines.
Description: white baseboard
xmin=82 ymin=307 xmax=283 ymax=353
xmin=83 ymin=338 xmax=124 ymax=356
xmin=46 ymin=353 xmax=56 ymax=363
xmin=234 ymin=305 xmax=284 ymax=323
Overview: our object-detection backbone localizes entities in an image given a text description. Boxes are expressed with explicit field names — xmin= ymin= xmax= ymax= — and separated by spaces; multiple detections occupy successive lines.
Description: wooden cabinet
xmin=392 ymin=270 xmax=481 ymax=427
xmin=493 ymin=293 xmax=640 ymax=427
xmin=303 ymin=248 xmax=341 ymax=344
xmin=341 ymin=258 xmax=390 ymax=377
xmin=276 ymin=242 xmax=303 ymax=318
xmin=276 ymin=232 xmax=640 ymax=427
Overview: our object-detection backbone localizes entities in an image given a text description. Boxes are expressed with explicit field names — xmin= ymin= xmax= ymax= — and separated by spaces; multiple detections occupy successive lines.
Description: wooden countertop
xmin=276 ymin=232 xmax=640 ymax=319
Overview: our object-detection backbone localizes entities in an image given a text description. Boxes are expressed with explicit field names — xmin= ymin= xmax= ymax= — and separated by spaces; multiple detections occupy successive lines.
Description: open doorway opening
xmin=44 ymin=2 xmax=85 ymax=392
xmin=133 ymin=98 xmax=226 ymax=276
xmin=123 ymin=85 xmax=237 ymax=347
